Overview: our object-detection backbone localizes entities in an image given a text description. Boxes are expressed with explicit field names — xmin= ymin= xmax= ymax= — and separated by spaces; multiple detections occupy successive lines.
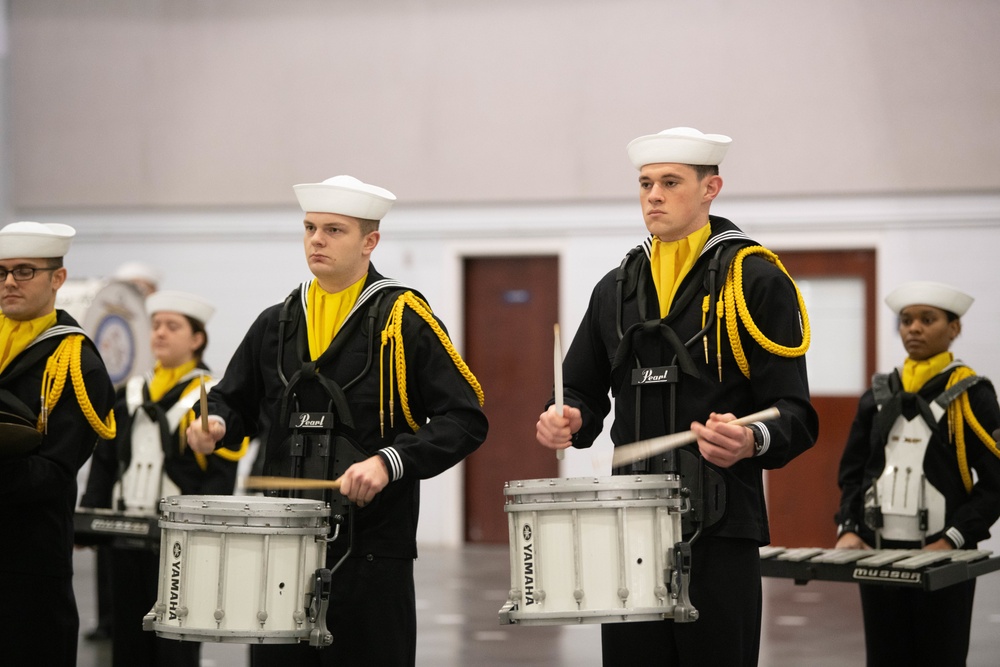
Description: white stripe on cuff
xmin=754 ymin=421 xmax=771 ymax=457
xmin=380 ymin=447 xmax=403 ymax=482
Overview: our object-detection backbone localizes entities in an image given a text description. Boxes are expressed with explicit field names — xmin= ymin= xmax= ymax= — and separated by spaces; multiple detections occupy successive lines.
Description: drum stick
xmin=244 ymin=476 xmax=343 ymax=491
xmin=611 ymin=407 xmax=781 ymax=468
xmin=553 ymin=323 xmax=565 ymax=461
xmin=199 ymin=375 xmax=209 ymax=432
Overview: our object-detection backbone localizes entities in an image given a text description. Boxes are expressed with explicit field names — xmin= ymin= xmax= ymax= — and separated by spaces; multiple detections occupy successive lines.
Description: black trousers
xmin=860 ymin=579 xmax=976 ymax=667
xmin=601 ymin=536 xmax=762 ymax=667
xmin=2 ymin=573 xmax=78 ymax=667
xmin=251 ymin=554 xmax=417 ymax=667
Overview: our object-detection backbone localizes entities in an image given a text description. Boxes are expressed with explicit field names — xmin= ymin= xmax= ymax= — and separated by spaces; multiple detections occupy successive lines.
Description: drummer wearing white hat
xmin=536 ymin=129 xmax=816 ymax=666
xmin=186 ymin=175 xmax=486 ymax=666
xmin=836 ymin=281 xmax=1000 ymax=666
xmin=82 ymin=288 xmax=244 ymax=667
xmin=0 ymin=222 xmax=116 ymax=666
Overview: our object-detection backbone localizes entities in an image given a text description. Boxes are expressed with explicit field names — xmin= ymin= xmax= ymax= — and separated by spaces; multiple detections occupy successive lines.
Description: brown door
xmin=765 ymin=250 xmax=876 ymax=548
xmin=463 ymin=256 xmax=560 ymax=544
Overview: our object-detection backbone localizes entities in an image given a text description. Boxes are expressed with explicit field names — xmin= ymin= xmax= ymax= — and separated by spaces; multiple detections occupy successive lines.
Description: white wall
xmin=35 ymin=192 xmax=1000 ymax=546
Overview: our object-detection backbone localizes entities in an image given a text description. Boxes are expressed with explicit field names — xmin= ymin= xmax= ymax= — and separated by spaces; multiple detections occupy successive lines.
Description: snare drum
xmin=499 ymin=475 xmax=697 ymax=626
xmin=144 ymin=495 xmax=333 ymax=646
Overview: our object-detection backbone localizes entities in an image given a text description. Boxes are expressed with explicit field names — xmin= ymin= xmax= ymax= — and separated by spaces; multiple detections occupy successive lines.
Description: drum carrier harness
xmin=261 ymin=283 xmax=391 ymax=647
xmin=609 ymin=236 xmax=809 ymax=619
xmin=863 ymin=364 xmax=995 ymax=548
xmin=261 ymin=279 xmax=485 ymax=647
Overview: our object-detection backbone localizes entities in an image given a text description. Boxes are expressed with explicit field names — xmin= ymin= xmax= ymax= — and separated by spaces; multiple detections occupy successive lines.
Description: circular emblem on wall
xmin=522 ymin=524 xmax=532 ymax=541
xmin=95 ymin=314 xmax=137 ymax=385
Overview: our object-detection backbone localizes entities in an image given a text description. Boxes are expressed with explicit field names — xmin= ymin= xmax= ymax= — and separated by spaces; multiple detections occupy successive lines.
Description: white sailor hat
xmin=885 ymin=281 xmax=974 ymax=317
xmin=114 ymin=261 xmax=162 ymax=286
xmin=626 ymin=127 xmax=732 ymax=169
xmin=0 ymin=221 xmax=76 ymax=260
xmin=292 ymin=175 xmax=396 ymax=221
xmin=146 ymin=290 xmax=215 ymax=325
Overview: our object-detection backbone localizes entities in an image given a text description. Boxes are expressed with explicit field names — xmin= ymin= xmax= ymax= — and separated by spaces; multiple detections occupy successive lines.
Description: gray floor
xmin=75 ymin=544 xmax=1000 ymax=666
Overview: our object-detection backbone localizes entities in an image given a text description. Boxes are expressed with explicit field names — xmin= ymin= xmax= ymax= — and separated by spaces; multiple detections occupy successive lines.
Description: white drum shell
xmin=149 ymin=495 xmax=329 ymax=643
xmin=504 ymin=475 xmax=683 ymax=625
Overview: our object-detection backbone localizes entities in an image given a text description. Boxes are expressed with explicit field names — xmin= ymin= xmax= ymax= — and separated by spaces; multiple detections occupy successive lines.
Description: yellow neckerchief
xmin=902 ymin=351 xmax=953 ymax=393
xmin=0 ymin=311 xmax=58 ymax=374
xmin=306 ymin=276 xmax=366 ymax=361
xmin=148 ymin=359 xmax=200 ymax=403
xmin=649 ymin=223 xmax=711 ymax=318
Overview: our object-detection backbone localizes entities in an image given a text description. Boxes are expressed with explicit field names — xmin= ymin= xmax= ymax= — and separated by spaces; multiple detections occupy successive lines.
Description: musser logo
xmin=853 ymin=567 xmax=922 ymax=585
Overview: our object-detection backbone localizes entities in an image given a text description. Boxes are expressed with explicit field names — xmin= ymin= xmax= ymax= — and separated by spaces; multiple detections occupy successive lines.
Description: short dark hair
xmin=358 ymin=218 xmax=380 ymax=236
xmin=184 ymin=315 xmax=209 ymax=359
xmin=691 ymin=164 xmax=719 ymax=180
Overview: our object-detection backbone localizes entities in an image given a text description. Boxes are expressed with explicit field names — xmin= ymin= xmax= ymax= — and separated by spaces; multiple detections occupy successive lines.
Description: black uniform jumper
xmin=559 ymin=216 xmax=817 ymax=666
xmin=205 ymin=264 xmax=487 ymax=666
xmin=0 ymin=312 xmax=115 ymax=667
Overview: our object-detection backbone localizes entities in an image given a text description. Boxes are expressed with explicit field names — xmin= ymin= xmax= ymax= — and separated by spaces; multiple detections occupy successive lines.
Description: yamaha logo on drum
xmin=169 ymin=541 xmax=183 ymax=620
xmin=521 ymin=523 xmax=535 ymax=605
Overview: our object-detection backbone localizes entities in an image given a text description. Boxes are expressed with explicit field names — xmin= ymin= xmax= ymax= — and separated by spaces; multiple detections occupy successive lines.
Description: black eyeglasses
xmin=0 ymin=266 xmax=60 ymax=282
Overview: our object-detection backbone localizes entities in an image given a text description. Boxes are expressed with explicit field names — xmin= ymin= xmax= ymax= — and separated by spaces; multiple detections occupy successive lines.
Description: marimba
xmin=760 ymin=546 xmax=1000 ymax=592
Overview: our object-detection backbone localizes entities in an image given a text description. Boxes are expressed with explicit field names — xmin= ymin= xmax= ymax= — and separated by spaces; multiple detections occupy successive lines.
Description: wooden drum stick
xmin=554 ymin=323 xmax=566 ymax=461
xmin=244 ymin=476 xmax=342 ymax=491
xmin=611 ymin=407 xmax=781 ymax=468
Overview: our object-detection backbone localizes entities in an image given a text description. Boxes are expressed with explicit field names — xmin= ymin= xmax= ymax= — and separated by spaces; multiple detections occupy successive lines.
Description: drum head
xmin=0 ymin=412 xmax=42 ymax=459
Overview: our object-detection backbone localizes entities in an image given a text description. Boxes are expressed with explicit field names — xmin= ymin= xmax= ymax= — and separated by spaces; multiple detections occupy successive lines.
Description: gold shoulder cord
xmin=946 ymin=366 xmax=1000 ymax=493
xmin=719 ymin=246 xmax=811 ymax=379
xmin=176 ymin=376 xmax=250 ymax=470
xmin=379 ymin=291 xmax=485 ymax=435
xmin=37 ymin=334 xmax=116 ymax=439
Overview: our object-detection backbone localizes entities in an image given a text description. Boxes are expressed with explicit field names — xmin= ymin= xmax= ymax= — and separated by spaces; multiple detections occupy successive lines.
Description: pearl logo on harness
xmin=289 ymin=412 xmax=335 ymax=429
xmin=631 ymin=366 xmax=678 ymax=385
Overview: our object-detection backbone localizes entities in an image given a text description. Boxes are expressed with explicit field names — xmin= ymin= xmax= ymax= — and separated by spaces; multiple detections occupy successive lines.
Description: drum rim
xmin=504 ymin=474 xmax=681 ymax=494
xmin=159 ymin=494 xmax=329 ymax=515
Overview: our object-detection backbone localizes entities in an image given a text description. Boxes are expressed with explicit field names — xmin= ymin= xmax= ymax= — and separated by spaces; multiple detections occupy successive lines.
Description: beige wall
xmin=9 ymin=0 xmax=1000 ymax=209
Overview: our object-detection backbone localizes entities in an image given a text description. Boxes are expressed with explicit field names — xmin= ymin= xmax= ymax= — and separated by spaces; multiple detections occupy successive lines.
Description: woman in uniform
xmin=81 ymin=290 xmax=246 ymax=667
